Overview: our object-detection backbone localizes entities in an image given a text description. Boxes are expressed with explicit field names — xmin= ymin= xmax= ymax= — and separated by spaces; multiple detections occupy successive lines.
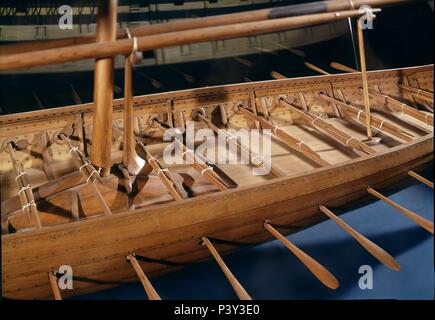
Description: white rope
xmin=401 ymin=103 xmax=406 ymax=114
xmin=348 ymin=0 xmax=355 ymax=10
xmin=18 ymin=185 xmax=31 ymax=196
xmin=22 ymin=200 xmax=36 ymax=211
xmin=201 ymin=166 xmax=213 ymax=176
xmin=379 ymin=120 xmax=385 ymax=130
xmin=69 ymin=145 xmax=84 ymax=157
xmin=311 ymin=115 xmax=322 ymax=126
xmin=86 ymin=167 xmax=101 ymax=184
xmin=296 ymin=141 xmax=304 ymax=149
xmin=79 ymin=161 xmax=90 ymax=173
xmin=156 ymin=168 xmax=169 ymax=176
xmin=345 ymin=136 xmax=356 ymax=145
xmin=273 ymin=126 xmax=280 ymax=136
xmin=226 ymin=135 xmax=237 ymax=143
xmin=181 ymin=149 xmax=194 ymax=159
xmin=356 ymin=110 xmax=363 ymax=122
xmin=15 ymin=171 xmax=27 ymax=182
xmin=425 ymin=113 xmax=430 ymax=126
xmin=251 ymin=154 xmax=264 ymax=164
xmin=416 ymin=89 xmax=421 ymax=97
xmin=125 ymin=28 xmax=138 ymax=61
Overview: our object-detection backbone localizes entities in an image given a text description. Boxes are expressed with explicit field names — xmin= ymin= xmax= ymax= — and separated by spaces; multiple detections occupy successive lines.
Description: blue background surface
xmin=74 ymin=165 xmax=434 ymax=300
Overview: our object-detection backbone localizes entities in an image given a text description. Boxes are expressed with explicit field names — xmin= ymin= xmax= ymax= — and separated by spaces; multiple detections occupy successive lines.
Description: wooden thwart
xmin=126 ymin=254 xmax=161 ymax=300
xmin=202 ymin=236 xmax=252 ymax=300
xmin=367 ymin=187 xmax=434 ymax=234
xmin=398 ymin=84 xmax=433 ymax=103
xmin=264 ymin=221 xmax=339 ymax=289
xmin=319 ymin=205 xmax=400 ymax=271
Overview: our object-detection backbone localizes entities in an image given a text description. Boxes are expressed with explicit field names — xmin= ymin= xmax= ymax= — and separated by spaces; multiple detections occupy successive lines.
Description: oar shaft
xmin=264 ymin=222 xmax=339 ymax=289
xmin=319 ymin=205 xmax=400 ymax=271
xmin=127 ymin=254 xmax=161 ymax=300
xmin=202 ymin=237 xmax=252 ymax=300
xmin=408 ymin=171 xmax=434 ymax=188
xmin=48 ymin=271 xmax=62 ymax=300
xmin=367 ymin=187 xmax=434 ymax=234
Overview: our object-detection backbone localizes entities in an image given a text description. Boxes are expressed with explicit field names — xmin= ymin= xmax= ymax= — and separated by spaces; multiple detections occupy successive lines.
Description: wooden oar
xmin=264 ymin=222 xmax=339 ymax=289
xmin=319 ymin=205 xmax=401 ymax=271
xmin=304 ymin=62 xmax=329 ymax=75
xmin=271 ymin=71 xmax=287 ymax=79
xmin=367 ymin=187 xmax=434 ymax=234
xmin=330 ymin=61 xmax=357 ymax=73
xmin=202 ymin=236 xmax=252 ymax=300
xmin=48 ymin=271 xmax=62 ymax=300
xmin=127 ymin=254 xmax=161 ymax=300
xmin=408 ymin=171 xmax=434 ymax=188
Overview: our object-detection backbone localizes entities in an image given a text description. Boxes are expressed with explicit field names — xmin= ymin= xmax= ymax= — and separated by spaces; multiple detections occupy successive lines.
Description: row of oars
xmin=59 ymin=174 xmax=428 ymax=301
xmin=99 ymin=179 xmax=432 ymax=301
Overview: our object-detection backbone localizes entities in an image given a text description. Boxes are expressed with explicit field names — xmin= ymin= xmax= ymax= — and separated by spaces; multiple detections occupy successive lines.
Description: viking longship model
xmin=0 ymin=0 xmax=433 ymax=300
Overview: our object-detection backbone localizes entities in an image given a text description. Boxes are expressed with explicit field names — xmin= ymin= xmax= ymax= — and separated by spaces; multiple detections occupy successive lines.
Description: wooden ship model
xmin=0 ymin=0 xmax=433 ymax=300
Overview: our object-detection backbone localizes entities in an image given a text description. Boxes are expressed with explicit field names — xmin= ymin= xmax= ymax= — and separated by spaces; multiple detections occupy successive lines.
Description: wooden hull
xmin=1 ymin=65 xmax=433 ymax=299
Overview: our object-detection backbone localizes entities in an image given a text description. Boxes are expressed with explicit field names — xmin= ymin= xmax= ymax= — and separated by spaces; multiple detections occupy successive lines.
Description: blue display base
xmin=74 ymin=165 xmax=434 ymax=300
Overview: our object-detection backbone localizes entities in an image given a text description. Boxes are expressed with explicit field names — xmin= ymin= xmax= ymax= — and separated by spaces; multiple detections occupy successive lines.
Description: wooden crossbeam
xmin=367 ymin=187 xmax=434 ymax=234
xmin=202 ymin=236 xmax=252 ymax=300
xmin=319 ymin=205 xmax=400 ymax=271
xmin=237 ymin=106 xmax=330 ymax=166
xmin=264 ymin=221 xmax=339 ymax=289
xmin=367 ymin=89 xmax=433 ymax=126
xmin=126 ymin=254 xmax=161 ymax=300
xmin=193 ymin=109 xmax=285 ymax=177
xmin=408 ymin=170 xmax=433 ymax=188
xmin=319 ymin=94 xmax=414 ymax=142
xmin=279 ymin=98 xmax=376 ymax=155
xmin=48 ymin=271 xmax=62 ymax=300
xmin=7 ymin=141 xmax=42 ymax=229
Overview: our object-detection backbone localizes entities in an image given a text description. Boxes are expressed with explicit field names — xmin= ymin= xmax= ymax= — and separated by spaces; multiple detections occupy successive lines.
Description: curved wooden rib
xmin=319 ymin=205 xmax=401 ymax=271
xmin=319 ymin=94 xmax=414 ymax=142
xmin=126 ymin=254 xmax=161 ymax=300
xmin=238 ymin=106 xmax=330 ymax=166
xmin=264 ymin=222 xmax=339 ymax=289
xmin=279 ymin=98 xmax=376 ymax=155
xmin=202 ymin=236 xmax=252 ymax=300
xmin=48 ymin=271 xmax=62 ymax=300
xmin=408 ymin=171 xmax=434 ymax=188
xmin=367 ymin=187 xmax=434 ymax=234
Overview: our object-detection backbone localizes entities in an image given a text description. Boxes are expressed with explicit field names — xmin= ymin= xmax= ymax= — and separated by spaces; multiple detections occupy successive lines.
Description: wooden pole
xmin=0 ymin=10 xmax=370 ymax=72
xmin=0 ymin=0 xmax=418 ymax=56
xmin=264 ymin=222 xmax=339 ymax=289
xmin=122 ymin=55 xmax=145 ymax=175
xmin=367 ymin=187 xmax=434 ymax=234
xmin=48 ymin=271 xmax=62 ymax=300
xmin=408 ymin=171 xmax=434 ymax=188
xmin=319 ymin=205 xmax=400 ymax=271
xmin=126 ymin=254 xmax=161 ymax=300
xmin=357 ymin=16 xmax=373 ymax=139
xmin=90 ymin=0 xmax=118 ymax=176
xmin=202 ymin=236 xmax=252 ymax=300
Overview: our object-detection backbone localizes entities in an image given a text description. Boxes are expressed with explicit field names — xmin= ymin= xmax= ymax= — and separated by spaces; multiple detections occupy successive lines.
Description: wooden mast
xmin=357 ymin=11 xmax=376 ymax=139
xmin=90 ymin=0 xmax=118 ymax=176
